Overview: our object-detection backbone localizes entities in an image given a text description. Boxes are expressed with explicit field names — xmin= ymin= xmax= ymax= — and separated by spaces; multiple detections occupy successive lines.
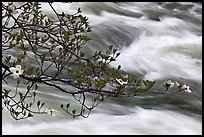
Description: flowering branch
xmin=2 ymin=2 xmax=192 ymax=120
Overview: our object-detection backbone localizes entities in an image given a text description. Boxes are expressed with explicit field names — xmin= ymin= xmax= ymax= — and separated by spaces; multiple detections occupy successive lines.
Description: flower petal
xmin=186 ymin=86 xmax=191 ymax=93
xmin=12 ymin=73 xmax=19 ymax=79
xmin=9 ymin=67 xmax=16 ymax=73
xmin=122 ymin=81 xmax=128 ymax=85
xmin=182 ymin=84 xmax=187 ymax=89
xmin=175 ymin=81 xmax=180 ymax=87
xmin=19 ymin=69 xmax=24 ymax=75
xmin=169 ymin=83 xmax=174 ymax=87
xmin=16 ymin=65 xmax=22 ymax=70
xmin=116 ymin=78 xmax=123 ymax=85
xmin=187 ymin=89 xmax=192 ymax=93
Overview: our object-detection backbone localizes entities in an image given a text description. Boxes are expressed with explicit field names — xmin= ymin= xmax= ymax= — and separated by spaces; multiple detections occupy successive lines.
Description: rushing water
xmin=2 ymin=2 xmax=202 ymax=135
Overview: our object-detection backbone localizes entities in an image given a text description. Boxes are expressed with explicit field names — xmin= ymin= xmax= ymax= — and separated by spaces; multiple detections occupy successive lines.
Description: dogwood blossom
xmin=164 ymin=80 xmax=175 ymax=88
xmin=175 ymin=81 xmax=180 ymax=87
xmin=182 ymin=84 xmax=192 ymax=93
xmin=116 ymin=78 xmax=128 ymax=86
xmin=9 ymin=65 xmax=24 ymax=79
xmin=7 ymin=3 xmax=17 ymax=15
xmin=47 ymin=108 xmax=56 ymax=116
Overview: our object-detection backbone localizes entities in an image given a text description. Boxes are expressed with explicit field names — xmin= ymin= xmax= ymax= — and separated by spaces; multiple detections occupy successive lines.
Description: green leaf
xmin=20 ymin=30 xmax=24 ymax=39
xmin=27 ymin=33 xmax=31 ymax=39
xmin=80 ymin=51 xmax=85 ymax=57
xmin=40 ymin=103 xmax=45 ymax=108
xmin=18 ymin=53 xmax=26 ymax=60
xmin=66 ymin=103 xmax=70 ymax=109
xmin=48 ymin=17 xmax=53 ymax=24
xmin=5 ymin=56 xmax=11 ymax=62
xmin=3 ymin=89 xmax=11 ymax=96
xmin=87 ymin=27 xmax=92 ymax=32
xmin=60 ymin=104 xmax=64 ymax=108
xmin=136 ymin=79 xmax=141 ymax=86
xmin=113 ymin=48 xmax=117 ymax=54
xmin=127 ymin=91 xmax=133 ymax=96
xmin=76 ymin=77 xmax=84 ymax=84
xmin=117 ymin=65 xmax=121 ymax=70
xmin=9 ymin=42 xmax=14 ymax=48
xmin=87 ymin=80 xmax=92 ymax=87
xmin=37 ymin=101 xmax=40 ymax=107
xmin=28 ymin=113 xmax=33 ymax=117
xmin=29 ymin=103 xmax=33 ymax=107
xmin=143 ymin=80 xmax=156 ymax=89
xmin=148 ymin=81 xmax=156 ymax=89
xmin=78 ymin=7 xmax=81 ymax=13
xmin=108 ymin=45 xmax=113 ymax=50
xmin=143 ymin=80 xmax=148 ymax=86
xmin=135 ymin=87 xmax=144 ymax=93
xmin=72 ymin=109 xmax=76 ymax=115
xmin=33 ymin=92 xmax=36 ymax=97
xmin=19 ymin=92 xmax=23 ymax=100
xmin=96 ymin=80 xmax=106 ymax=89
xmin=116 ymin=52 xmax=120 ymax=57
xmin=110 ymin=57 xmax=116 ymax=62
xmin=117 ymin=88 xmax=125 ymax=94
xmin=15 ymin=111 xmax=20 ymax=117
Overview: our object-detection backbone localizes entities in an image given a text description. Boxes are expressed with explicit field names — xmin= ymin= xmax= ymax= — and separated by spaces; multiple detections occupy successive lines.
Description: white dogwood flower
xmin=9 ymin=65 xmax=24 ymax=79
xmin=47 ymin=108 xmax=56 ymax=116
xmin=175 ymin=81 xmax=180 ymax=87
xmin=182 ymin=84 xmax=192 ymax=93
xmin=116 ymin=78 xmax=128 ymax=86
xmin=164 ymin=80 xmax=174 ymax=88
xmin=7 ymin=3 xmax=17 ymax=15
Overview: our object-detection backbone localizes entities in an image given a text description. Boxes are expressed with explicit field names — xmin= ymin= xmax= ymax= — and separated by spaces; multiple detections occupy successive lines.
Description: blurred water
xmin=2 ymin=107 xmax=202 ymax=135
xmin=2 ymin=2 xmax=202 ymax=135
